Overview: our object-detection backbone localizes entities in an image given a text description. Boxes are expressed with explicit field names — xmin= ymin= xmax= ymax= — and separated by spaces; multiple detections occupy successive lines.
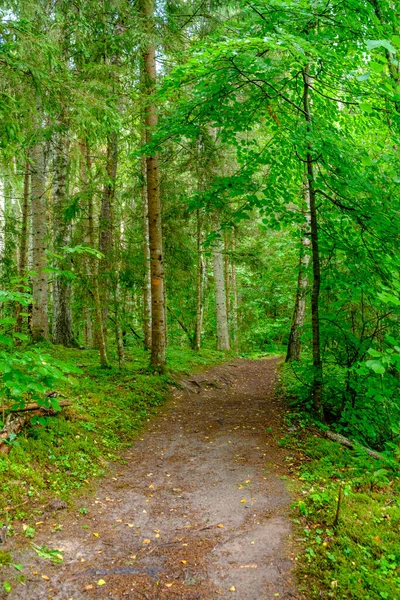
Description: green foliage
xmin=0 ymin=290 xmax=80 ymax=413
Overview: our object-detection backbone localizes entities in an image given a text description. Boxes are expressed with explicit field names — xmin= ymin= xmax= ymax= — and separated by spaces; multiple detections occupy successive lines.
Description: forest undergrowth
xmin=278 ymin=367 xmax=400 ymax=600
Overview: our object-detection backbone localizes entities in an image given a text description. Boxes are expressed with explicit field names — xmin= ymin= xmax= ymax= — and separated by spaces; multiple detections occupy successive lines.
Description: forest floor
xmin=0 ymin=358 xmax=301 ymax=600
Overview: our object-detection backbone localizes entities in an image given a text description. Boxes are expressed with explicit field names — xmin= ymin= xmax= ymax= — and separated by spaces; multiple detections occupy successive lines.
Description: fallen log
xmin=3 ymin=399 xmax=72 ymax=413
xmin=0 ymin=400 xmax=72 ymax=454
xmin=324 ymin=430 xmax=393 ymax=464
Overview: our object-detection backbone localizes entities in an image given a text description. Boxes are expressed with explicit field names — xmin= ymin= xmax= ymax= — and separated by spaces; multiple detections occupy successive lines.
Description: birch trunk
xmin=30 ymin=141 xmax=49 ymax=341
xmin=285 ymin=181 xmax=311 ymax=362
xmin=141 ymin=0 xmax=166 ymax=369
xmin=52 ymin=132 xmax=75 ymax=346
xmin=212 ymin=227 xmax=230 ymax=351
xmin=15 ymin=158 xmax=30 ymax=333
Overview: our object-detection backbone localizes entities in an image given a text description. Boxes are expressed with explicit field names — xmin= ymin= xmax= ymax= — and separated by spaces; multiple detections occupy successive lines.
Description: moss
xmin=0 ymin=345 xmax=225 ymax=523
xmin=0 ymin=551 xmax=12 ymax=566
xmin=287 ymin=431 xmax=400 ymax=599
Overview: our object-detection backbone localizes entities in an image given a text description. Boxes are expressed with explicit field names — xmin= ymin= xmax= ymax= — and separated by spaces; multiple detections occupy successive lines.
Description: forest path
xmin=5 ymin=358 xmax=300 ymax=600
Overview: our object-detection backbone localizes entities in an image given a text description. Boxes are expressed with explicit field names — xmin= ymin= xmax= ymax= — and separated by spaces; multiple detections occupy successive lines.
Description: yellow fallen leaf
xmin=229 ymin=586 xmax=236 ymax=592
xmin=41 ymin=575 xmax=50 ymax=581
xmin=240 ymin=499 xmax=247 ymax=503
xmin=84 ymin=585 xmax=94 ymax=591
xmin=35 ymin=521 xmax=44 ymax=525
xmin=33 ymin=571 xmax=38 ymax=575
xmin=181 ymin=560 xmax=187 ymax=565
xmin=126 ymin=523 xmax=134 ymax=528
xmin=149 ymin=484 xmax=154 ymax=489
xmin=97 ymin=579 xmax=106 ymax=586
xmin=93 ymin=532 xmax=99 ymax=537
xmin=155 ymin=533 xmax=160 ymax=538
xmin=165 ymin=583 xmax=173 ymax=588
xmin=245 ymin=480 xmax=251 ymax=484
xmin=217 ymin=523 xmax=224 ymax=528
xmin=143 ymin=539 xmax=151 ymax=544
xmin=115 ymin=519 xmax=122 ymax=523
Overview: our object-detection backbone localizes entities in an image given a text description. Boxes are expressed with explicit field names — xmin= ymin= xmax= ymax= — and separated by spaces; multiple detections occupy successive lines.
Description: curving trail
xmin=4 ymin=358 xmax=300 ymax=600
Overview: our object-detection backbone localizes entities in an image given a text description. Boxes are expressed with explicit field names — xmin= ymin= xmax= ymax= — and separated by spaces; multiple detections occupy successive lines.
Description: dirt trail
xmin=2 ymin=358 xmax=300 ymax=600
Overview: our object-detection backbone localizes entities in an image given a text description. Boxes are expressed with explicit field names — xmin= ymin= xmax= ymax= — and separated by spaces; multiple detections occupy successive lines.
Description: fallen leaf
xmin=143 ymin=539 xmax=151 ymax=544
xmin=240 ymin=499 xmax=247 ymax=503
xmin=41 ymin=575 xmax=50 ymax=581
xmin=165 ymin=583 xmax=173 ymax=588
xmin=217 ymin=524 xmax=224 ymax=528
xmin=181 ymin=560 xmax=187 ymax=565
xmin=97 ymin=579 xmax=106 ymax=586
xmin=229 ymin=586 xmax=236 ymax=592
xmin=126 ymin=523 xmax=134 ymax=528
xmin=84 ymin=585 xmax=94 ymax=591
xmin=149 ymin=484 xmax=154 ymax=489
xmin=93 ymin=533 xmax=99 ymax=537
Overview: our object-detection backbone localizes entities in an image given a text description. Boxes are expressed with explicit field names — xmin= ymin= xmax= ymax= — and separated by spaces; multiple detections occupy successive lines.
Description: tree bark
xmin=194 ymin=209 xmax=206 ymax=351
xmin=80 ymin=140 xmax=109 ymax=368
xmin=303 ymin=68 xmax=324 ymax=418
xmin=30 ymin=141 xmax=49 ymax=341
xmin=52 ymin=131 xmax=75 ymax=347
xmin=286 ymin=179 xmax=311 ymax=362
xmin=140 ymin=0 xmax=166 ymax=369
xmin=231 ymin=230 xmax=239 ymax=354
xmin=141 ymin=145 xmax=152 ymax=349
xmin=99 ymin=133 xmax=118 ymax=341
xmin=212 ymin=225 xmax=230 ymax=351
xmin=15 ymin=158 xmax=30 ymax=333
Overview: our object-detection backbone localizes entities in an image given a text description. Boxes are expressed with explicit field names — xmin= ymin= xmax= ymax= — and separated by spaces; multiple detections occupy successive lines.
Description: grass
xmin=280 ymin=413 xmax=400 ymax=598
xmin=0 ymin=344 xmax=225 ymax=528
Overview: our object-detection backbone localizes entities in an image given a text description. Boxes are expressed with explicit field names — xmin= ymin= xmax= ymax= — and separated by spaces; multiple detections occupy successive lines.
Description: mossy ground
xmin=279 ymin=376 xmax=400 ymax=599
xmin=0 ymin=345 xmax=225 ymax=528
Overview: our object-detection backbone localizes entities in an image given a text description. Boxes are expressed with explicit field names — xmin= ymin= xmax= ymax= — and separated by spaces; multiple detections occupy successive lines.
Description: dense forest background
xmin=0 ymin=0 xmax=399 ymax=453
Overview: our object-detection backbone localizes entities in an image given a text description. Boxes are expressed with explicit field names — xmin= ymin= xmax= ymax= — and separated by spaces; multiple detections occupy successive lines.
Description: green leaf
xmin=365 ymin=360 xmax=385 ymax=374
xmin=366 ymin=40 xmax=397 ymax=54
xmin=3 ymin=582 xmax=11 ymax=594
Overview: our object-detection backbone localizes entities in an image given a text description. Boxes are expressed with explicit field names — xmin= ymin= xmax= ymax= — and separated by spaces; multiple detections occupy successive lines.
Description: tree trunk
xmin=231 ymin=230 xmax=239 ymax=354
xmin=52 ymin=131 xmax=75 ymax=347
xmin=194 ymin=209 xmax=206 ymax=351
xmin=80 ymin=140 xmax=109 ymax=368
xmin=212 ymin=225 xmax=230 ymax=351
xmin=303 ymin=68 xmax=323 ymax=418
xmin=286 ymin=179 xmax=311 ymax=362
xmin=224 ymin=230 xmax=231 ymax=329
xmin=141 ymin=0 xmax=166 ymax=369
xmin=15 ymin=158 xmax=30 ymax=333
xmin=99 ymin=133 xmax=118 ymax=341
xmin=141 ymin=148 xmax=152 ymax=350
xmin=30 ymin=141 xmax=49 ymax=341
